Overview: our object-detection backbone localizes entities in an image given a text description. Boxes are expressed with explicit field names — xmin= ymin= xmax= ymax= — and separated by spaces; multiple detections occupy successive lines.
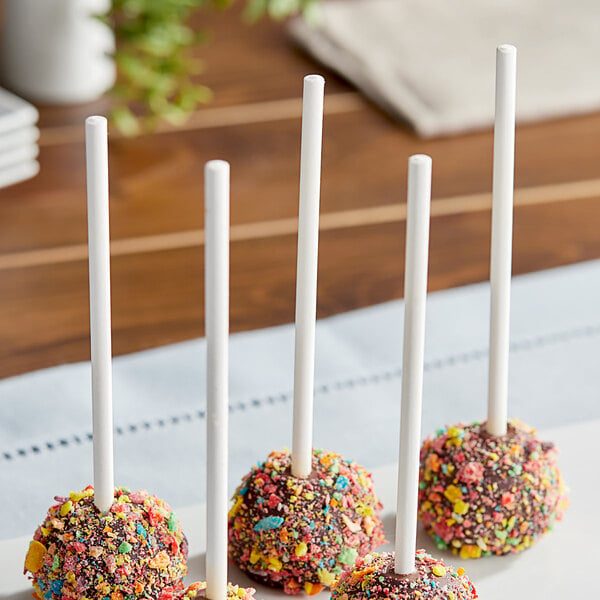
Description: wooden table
xmin=1 ymin=7 xmax=600 ymax=380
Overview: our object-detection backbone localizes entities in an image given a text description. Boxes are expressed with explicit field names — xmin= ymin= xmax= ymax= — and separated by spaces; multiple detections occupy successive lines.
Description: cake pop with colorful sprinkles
xmin=228 ymin=448 xmax=385 ymax=595
xmin=24 ymin=486 xmax=188 ymax=600
xmin=179 ymin=581 xmax=256 ymax=600
xmin=418 ymin=46 xmax=567 ymax=559
xmin=418 ymin=419 xmax=568 ymax=558
xmin=331 ymin=551 xmax=478 ymax=600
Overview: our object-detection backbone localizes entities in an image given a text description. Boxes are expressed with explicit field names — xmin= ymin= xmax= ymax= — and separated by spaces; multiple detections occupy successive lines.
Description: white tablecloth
xmin=2 ymin=260 xmax=600 ymax=540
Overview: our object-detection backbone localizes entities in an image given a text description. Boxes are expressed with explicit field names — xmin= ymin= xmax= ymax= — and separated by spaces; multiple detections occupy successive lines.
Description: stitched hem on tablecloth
xmin=2 ymin=321 xmax=599 ymax=461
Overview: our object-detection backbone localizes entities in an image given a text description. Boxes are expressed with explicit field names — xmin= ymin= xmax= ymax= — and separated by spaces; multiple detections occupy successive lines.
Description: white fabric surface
xmin=2 ymin=260 xmax=600 ymax=540
xmin=290 ymin=0 xmax=600 ymax=136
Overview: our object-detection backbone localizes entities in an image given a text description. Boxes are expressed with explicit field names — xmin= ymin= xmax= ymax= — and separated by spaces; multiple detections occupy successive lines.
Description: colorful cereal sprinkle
xmin=418 ymin=419 xmax=568 ymax=557
xmin=24 ymin=486 xmax=188 ymax=599
xmin=228 ymin=448 xmax=385 ymax=594
xmin=332 ymin=551 xmax=478 ymax=600
xmin=178 ymin=580 xmax=256 ymax=600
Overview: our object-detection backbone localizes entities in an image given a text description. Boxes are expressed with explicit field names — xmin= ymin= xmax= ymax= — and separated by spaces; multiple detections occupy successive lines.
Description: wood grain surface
xmin=1 ymin=6 xmax=600 ymax=379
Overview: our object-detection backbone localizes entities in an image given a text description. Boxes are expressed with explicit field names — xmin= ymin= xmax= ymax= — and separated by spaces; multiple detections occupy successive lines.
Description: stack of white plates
xmin=0 ymin=87 xmax=39 ymax=189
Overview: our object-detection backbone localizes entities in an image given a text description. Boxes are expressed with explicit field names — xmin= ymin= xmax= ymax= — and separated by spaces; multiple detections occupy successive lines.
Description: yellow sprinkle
xmin=66 ymin=571 xmax=76 ymax=584
xmin=249 ymin=549 xmax=261 ymax=565
xmin=295 ymin=542 xmax=308 ymax=557
xmin=432 ymin=565 xmax=446 ymax=577
xmin=488 ymin=452 xmax=499 ymax=461
xmin=69 ymin=491 xmax=85 ymax=503
xmin=447 ymin=427 xmax=462 ymax=438
xmin=24 ymin=541 xmax=46 ymax=573
xmin=457 ymin=567 xmax=466 ymax=576
xmin=304 ymin=492 xmax=314 ymax=500
xmin=448 ymin=592 xmax=456 ymax=600
xmin=356 ymin=504 xmax=374 ymax=517
xmin=317 ymin=569 xmax=336 ymax=586
xmin=453 ymin=500 xmax=469 ymax=515
xmin=59 ymin=500 xmax=73 ymax=517
xmin=443 ymin=485 xmax=463 ymax=503
xmin=459 ymin=545 xmax=482 ymax=559
xmin=268 ymin=557 xmax=282 ymax=572
xmin=228 ymin=496 xmax=244 ymax=519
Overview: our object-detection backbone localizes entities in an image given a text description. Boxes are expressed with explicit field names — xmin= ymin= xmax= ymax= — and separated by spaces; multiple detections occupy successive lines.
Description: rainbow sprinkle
xmin=418 ymin=419 xmax=568 ymax=558
xmin=228 ymin=448 xmax=385 ymax=595
xmin=331 ymin=551 xmax=478 ymax=600
xmin=24 ymin=486 xmax=188 ymax=600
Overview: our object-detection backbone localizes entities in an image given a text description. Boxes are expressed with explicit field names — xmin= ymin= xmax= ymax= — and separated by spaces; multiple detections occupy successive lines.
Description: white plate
xmin=2 ymin=420 xmax=596 ymax=599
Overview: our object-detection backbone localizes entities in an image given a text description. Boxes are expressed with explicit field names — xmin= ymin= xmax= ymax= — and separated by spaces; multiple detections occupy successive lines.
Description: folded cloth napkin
xmin=290 ymin=0 xmax=600 ymax=137
xmin=0 ymin=87 xmax=39 ymax=189
xmin=2 ymin=259 xmax=600 ymax=540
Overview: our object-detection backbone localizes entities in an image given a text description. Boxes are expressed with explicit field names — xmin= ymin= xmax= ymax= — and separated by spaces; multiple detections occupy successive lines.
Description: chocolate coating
xmin=228 ymin=449 xmax=385 ymax=594
xmin=331 ymin=551 xmax=477 ymax=600
xmin=418 ymin=419 xmax=568 ymax=558
xmin=24 ymin=487 xmax=188 ymax=600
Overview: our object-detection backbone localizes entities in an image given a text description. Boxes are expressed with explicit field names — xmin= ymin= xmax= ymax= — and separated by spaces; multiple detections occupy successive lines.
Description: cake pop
xmin=23 ymin=117 xmax=188 ymax=599
xmin=418 ymin=419 xmax=567 ymax=558
xmin=331 ymin=551 xmax=476 ymax=600
xmin=24 ymin=487 xmax=188 ymax=600
xmin=418 ymin=46 xmax=567 ymax=558
xmin=227 ymin=75 xmax=385 ymax=595
xmin=332 ymin=156 xmax=477 ymax=600
xmin=228 ymin=448 xmax=385 ymax=594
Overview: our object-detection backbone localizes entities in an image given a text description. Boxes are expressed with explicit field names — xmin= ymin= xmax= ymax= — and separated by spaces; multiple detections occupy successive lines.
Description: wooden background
xmin=1 ymin=6 xmax=600 ymax=379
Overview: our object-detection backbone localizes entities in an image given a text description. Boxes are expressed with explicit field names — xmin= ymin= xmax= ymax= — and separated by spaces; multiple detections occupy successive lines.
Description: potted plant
xmin=1 ymin=0 xmax=317 ymax=133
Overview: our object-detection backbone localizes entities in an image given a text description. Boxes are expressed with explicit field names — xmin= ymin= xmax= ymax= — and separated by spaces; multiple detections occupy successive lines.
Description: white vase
xmin=0 ymin=0 xmax=116 ymax=104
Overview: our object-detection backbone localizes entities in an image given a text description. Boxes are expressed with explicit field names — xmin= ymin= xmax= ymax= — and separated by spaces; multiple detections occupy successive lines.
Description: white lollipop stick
xmin=395 ymin=155 xmax=432 ymax=575
xmin=487 ymin=45 xmax=517 ymax=437
xmin=205 ymin=160 xmax=230 ymax=600
xmin=85 ymin=116 xmax=114 ymax=513
xmin=292 ymin=74 xmax=325 ymax=478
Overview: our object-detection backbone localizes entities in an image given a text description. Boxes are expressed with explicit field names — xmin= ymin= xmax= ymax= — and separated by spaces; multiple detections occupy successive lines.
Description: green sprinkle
xmin=119 ymin=541 xmax=132 ymax=554
xmin=168 ymin=512 xmax=177 ymax=532
xmin=337 ymin=547 xmax=358 ymax=565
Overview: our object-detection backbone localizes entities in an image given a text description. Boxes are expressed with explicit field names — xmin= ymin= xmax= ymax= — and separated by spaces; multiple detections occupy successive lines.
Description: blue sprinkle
xmin=50 ymin=580 xmax=63 ymax=596
xmin=335 ymin=475 xmax=350 ymax=491
xmin=254 ymin=516 xmax=284 ymax=531
xmin=310 ymin=520 xmax=316 ymax=530
xmin=137 ymin=524 xmax=148 ymax=538
xmin=323 ymin=505 xmax=330 ymax=515
xmin=239 ymin=487 xmax=249 ymax=496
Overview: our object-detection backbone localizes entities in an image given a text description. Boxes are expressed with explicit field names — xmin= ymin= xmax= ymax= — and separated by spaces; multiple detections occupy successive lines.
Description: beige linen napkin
xmin=290 ymin=0 xmax=600 ymax=136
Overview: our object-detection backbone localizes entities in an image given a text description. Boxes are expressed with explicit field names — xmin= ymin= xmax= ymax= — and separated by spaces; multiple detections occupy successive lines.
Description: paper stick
xmin=205 ymin=160 xmax=230 ymax=600
xmin=487 ymin=45 xmax=517 ymax=437
xmin=291 ymin=74 xmax=325 ymax=478
xmin=85 ymin=116 xmax=114 ymax=513
xmin=395 ymin=155 xmax=432 ymax=575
